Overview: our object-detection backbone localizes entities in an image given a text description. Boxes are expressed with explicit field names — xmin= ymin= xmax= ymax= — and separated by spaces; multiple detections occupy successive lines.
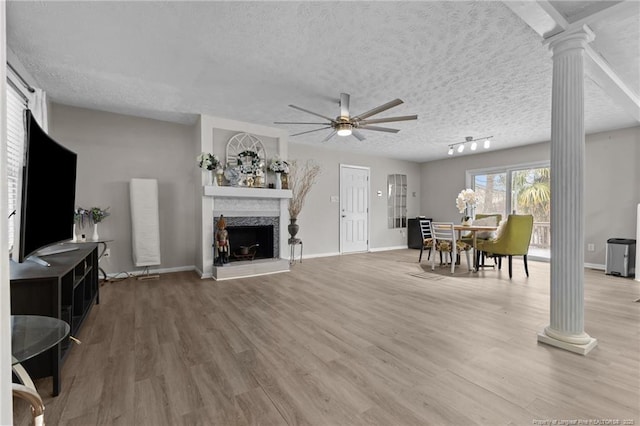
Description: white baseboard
xmin=106 ymin=260 xmax=609 ymax=280
xmin=298 ymin=247 xmax=408 ymax=259
xmin=369 ymin=245 xmax=409 ymax=252
xmin=584 ymin=262 xmax=605 ymax=271
xmin=303 ymin=251 xmax=341 ymax=259
xmin=107 ymin=265 xmax=196 ymax=279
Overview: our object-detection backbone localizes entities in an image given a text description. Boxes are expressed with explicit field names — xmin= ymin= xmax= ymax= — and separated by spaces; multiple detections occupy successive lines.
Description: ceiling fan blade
xmin=322 ymin=130 xmax=337 ymax=142
xmin=340 ymin=93 xmax=350 ymax=118
xmin=289 ymin=104 xmax=335 ymax=122
xmin=290 ymin=127 xmax=332 ymax=137
xmin=352 ymin=130 xmax=366 ymax=141
xmin=274 ymin=121 xmax=330 ymax=125
xmin=352 ymin=98 xmax=404 ymax=120
xmin=358 ymin=114 xmax=418 ymax=125
xmin=358 ymin=125 xmax=400 ymax=133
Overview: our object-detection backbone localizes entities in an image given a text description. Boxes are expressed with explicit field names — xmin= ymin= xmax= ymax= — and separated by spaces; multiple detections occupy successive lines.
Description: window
xmin=387 ymin=174 xmax=407 ymax=228
xmin=469 ymin=162 xmax=550 ymax=258
xmin=6 ymin=83 xmax=28 ymax=251
xmin=473 ymin=172 xmax=507 ymax=218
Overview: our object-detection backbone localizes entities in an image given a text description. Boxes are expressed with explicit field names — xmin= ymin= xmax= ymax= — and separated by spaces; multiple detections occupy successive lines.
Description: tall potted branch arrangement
xmin=287 ymin=160 xmax=321 ymax=239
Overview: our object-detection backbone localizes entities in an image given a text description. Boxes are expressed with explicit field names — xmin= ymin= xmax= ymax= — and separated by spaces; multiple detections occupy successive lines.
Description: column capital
xmin=545 ymin=25 xmax=595 ymax=57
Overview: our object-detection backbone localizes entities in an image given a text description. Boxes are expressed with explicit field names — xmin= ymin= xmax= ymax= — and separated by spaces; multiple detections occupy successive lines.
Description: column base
xmin=537 ymin=329 xmax=598 ymax=355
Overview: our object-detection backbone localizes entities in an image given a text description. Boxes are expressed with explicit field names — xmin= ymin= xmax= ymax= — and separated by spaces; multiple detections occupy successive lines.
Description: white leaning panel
xmin=130 ymin=178 xmax=161 ymax=267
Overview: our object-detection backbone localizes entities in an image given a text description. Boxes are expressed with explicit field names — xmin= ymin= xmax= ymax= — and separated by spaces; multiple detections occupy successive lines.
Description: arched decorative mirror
xmin=226 ymin=133 xmax=266 ymax=166
xmin=225 ymin=133 xmax=266 ymax=187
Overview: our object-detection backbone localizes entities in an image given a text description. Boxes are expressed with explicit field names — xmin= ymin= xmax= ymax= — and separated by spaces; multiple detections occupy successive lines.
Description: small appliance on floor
xmin=605 ymin=238 xmax=636 ymax=277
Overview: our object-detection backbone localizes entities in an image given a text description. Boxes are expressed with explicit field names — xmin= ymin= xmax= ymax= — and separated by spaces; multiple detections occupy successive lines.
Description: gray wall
xmin=585 ymin=127 xmax=639 ymax=264
xmin=289 ymin=143 xmax=422 ymax=255
xmin=49 ymin=102 xmax=638 ymax=269
xmin=420 ymin=126 xmax=640 ymax=266
xmin=50 ymin=104 xmax=197 ymax=274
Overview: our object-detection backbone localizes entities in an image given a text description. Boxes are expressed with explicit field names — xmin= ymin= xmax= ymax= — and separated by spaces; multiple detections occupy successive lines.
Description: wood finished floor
xmin=14 ymin=250 xmax=640 ymax=425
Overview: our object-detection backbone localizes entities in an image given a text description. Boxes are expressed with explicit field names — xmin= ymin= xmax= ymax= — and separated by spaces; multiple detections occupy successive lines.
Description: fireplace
xmin=204 ymin=186 xmax=292 ymax=280
xmin=225 ymin=225 xmax=274 ymax=261
xmin=214 ymin=215 xmax=280 ymax=262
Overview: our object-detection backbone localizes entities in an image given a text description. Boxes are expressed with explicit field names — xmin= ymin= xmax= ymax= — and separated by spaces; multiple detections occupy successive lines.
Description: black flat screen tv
xmin=17 ymin=109 xmax=78 ymax=263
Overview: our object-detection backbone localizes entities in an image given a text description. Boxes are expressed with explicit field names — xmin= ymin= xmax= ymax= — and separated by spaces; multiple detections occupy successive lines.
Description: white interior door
xmin=340 ymin=165 xmax=369 ymax=253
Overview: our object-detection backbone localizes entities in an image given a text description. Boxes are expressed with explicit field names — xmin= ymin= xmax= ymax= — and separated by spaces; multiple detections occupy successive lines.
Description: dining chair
xmin=460 ymin=213 xmax=502 ymax=266
xmin=476 ymin=214 xmax=534 ymax=278
xmin=431 ymin=222 xmax=472 ymax=273
xmin=418 ymin=219 xmax=434 ymax=262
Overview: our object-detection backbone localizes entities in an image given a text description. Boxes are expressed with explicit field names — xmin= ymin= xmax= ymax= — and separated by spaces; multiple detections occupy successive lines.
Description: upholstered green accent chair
xmin=418 ymin=219 xmax=434 ymax=262
xmin=431 ymin=222 xmax=472 ymax=273
xmin=476 ymin=214 xmax=534 ymax=279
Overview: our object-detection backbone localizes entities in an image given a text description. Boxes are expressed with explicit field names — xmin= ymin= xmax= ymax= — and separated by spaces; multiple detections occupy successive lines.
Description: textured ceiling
xmin=6 ymin=1 xmax=639 ymax=162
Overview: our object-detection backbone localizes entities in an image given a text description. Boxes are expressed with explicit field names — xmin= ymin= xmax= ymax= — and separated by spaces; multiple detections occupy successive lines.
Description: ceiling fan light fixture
xmin=470 ymin=141 xmax=477 ymax=151
xmin=457 ymin=144 xmax=465 ymax=153
xmin=484 ymin=138 xmax=491 ymax=149
xmin=336 ymin=122 xmax=353 ymax=137
xmin=448 ymin=146 xmax=454 ymax=155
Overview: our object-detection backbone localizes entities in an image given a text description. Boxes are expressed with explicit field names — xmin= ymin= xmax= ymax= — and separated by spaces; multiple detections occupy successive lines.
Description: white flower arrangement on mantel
xmin=269 ymin=157 xmax=290 ymax=174
xmin=197 ymin=152 xmax=222 ymax=171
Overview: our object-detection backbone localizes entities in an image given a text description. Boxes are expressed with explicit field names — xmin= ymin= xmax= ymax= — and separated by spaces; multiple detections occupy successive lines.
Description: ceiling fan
xmin=274 ymin=93 xmax=418 ymax=142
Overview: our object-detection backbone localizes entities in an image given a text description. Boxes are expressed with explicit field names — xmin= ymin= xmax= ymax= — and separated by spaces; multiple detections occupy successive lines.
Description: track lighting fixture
xmin=447 ymin=136 xmax=493 ymax=156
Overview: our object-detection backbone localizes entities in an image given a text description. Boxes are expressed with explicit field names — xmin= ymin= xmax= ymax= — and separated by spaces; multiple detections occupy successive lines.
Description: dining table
xmin=453 ymin=224 xmax=498 ymax=271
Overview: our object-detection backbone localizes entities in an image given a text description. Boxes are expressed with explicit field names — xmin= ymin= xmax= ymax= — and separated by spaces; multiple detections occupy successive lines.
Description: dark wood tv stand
xmin=10 ymin=243 xmax=99 ymax=396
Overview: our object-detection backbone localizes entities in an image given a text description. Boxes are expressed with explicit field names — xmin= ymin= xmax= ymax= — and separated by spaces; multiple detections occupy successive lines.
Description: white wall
xmin=289 ymin=142 xmax=422 ymax=255
xmin=421 ymin=126 xmax=640 ymax=266
xmin=49 ymin=104 xmax=197 ymax=275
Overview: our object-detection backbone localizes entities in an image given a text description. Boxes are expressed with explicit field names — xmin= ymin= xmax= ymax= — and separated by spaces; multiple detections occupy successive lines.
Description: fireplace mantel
xmin=204 ymin=186 xmax=292 ymax=199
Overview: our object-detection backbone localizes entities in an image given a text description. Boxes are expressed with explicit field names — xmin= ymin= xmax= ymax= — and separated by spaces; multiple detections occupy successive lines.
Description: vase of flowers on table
xmin=456 ymin=188 xmax=477 ymax=225
xmin=269 ymin=157 xmax=289 ymax=189
xmin=73 ymin=207 xmax=89 ymax=242
xmin=89 ymin=207 xmax=110 ymax=241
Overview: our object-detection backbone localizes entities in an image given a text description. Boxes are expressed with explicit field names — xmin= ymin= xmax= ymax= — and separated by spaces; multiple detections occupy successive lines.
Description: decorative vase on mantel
xmin=288 ymin=218 xmax=299 ymax=240
xmin=92 ymin=223 xmax=100 ymax=241
xmin=275 ymin=172 xmax=282 ymax=190
xmin=207 ymin=170 xmax=217 ymax=186
xmin=216 ymin=170 xmax=224 ymax=186
xmin=281 ymin=173 xmax=289 ymax=190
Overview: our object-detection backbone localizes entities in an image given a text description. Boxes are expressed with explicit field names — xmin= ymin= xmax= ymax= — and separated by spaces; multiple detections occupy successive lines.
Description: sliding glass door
xmin=470 ymin=162 xmax=550 ymax=259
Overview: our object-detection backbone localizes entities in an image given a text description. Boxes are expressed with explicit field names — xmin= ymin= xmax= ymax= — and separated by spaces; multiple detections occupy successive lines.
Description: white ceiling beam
xmin=584 ymin=44 xmax=640 ymax=122
xmin=504 ymin=1 xmax=640 ymax=123
xmin=568 ymin=1 xmax=638 ymax=29
xmin=503 ymin=1 xmax=566 ymax=38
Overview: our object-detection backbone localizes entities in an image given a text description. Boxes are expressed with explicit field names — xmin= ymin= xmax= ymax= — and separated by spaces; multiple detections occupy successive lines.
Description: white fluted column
xmin=537 ymin=26 xmax=597 ymax=355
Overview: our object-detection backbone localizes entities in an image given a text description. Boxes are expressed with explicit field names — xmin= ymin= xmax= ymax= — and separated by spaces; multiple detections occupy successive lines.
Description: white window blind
xmin=7 ymin=84 xmax=27 ymax=251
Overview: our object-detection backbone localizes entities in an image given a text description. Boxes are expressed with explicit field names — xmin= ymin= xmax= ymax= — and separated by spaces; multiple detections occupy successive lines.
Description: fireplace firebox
xmin=226 ymin=225 xmax=274 ymax=261
xmin=214 ymin=216 xmax=280 ymax=263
